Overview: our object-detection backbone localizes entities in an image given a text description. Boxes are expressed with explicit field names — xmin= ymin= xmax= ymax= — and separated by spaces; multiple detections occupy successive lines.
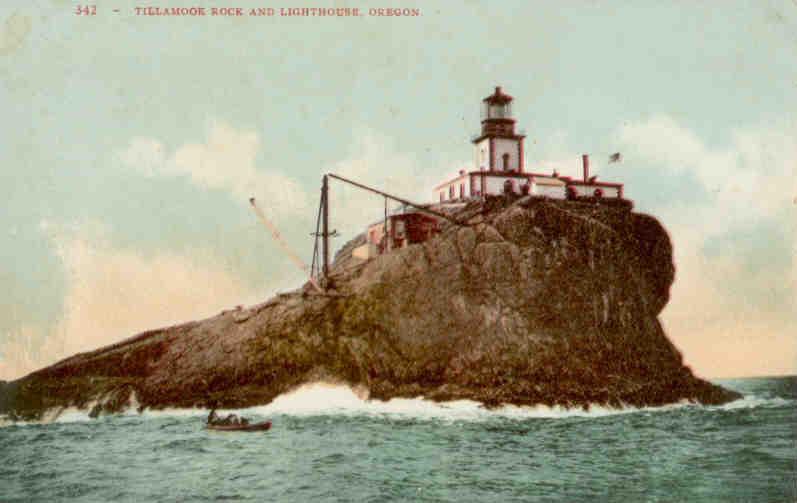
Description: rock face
xmin=0 ymin=197 xmax=739 ymax=419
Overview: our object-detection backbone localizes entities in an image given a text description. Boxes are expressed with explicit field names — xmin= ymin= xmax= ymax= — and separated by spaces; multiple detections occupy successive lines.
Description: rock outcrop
xmin=0 ymin=196 xmax=739 ymax=420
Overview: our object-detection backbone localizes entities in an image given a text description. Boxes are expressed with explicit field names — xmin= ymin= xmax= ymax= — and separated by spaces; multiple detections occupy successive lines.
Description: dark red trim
xmin=468 ymin=171 xmax=533 ymax=179
xmin=471 ymin=132 xmax=525 ymax=144
xmin=433 ymin=173 xmax=469 ymax=190
xmin=482 ymin=86 xmax=513 ymax=104
xmin=436 ymin=171 xmax=563 ymax=189
xmin=566 ymin=180 xmax=624 ymax=189
xmin=477 ymin=118 xmax=520 ymax=139
xmin=479 ymin=118 xmax=516 ymax=124
xmin=489 ymin=138 xmax=495 ymax=171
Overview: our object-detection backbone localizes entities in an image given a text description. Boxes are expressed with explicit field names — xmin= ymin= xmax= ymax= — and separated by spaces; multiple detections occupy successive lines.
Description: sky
xmin=0 ymin=0 xmax=795 ymax=380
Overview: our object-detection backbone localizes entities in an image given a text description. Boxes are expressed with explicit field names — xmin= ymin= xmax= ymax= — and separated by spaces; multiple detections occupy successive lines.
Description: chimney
xmin=582 ymin=154 xmax=589 ymax=182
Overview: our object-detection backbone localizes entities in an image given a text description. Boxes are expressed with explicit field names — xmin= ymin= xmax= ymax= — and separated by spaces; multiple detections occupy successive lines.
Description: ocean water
xmin=1 ymin=377 xmax=794 ymax=502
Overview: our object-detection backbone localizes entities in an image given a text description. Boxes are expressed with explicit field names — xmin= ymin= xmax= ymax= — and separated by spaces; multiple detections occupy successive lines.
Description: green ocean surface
xmin=1 ymin=376 xmax=794 ymax=502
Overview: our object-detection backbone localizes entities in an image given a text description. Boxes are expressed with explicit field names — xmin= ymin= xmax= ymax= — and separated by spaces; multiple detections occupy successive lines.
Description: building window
xmin=502 ymin=153 xmax=510 ymax=171
xmin=459 ymin=184 xmax=464 ymax=199
xmin=439 ymin=192 xmax=444 ymax=203
xmin=449 ymin=185 xmax=455 ymax=199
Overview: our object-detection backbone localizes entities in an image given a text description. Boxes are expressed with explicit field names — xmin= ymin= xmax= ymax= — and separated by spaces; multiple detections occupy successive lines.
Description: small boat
xmin=206 ymin=420 xmax=272 ymax=432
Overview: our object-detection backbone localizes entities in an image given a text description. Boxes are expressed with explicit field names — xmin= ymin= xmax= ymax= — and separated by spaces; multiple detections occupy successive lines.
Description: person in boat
xmin=225 ymin=414 xmax=250 ymax=426
xmin=207 ymin=408 xmax=219 ymax=425
xmin=207 ymin=407 xmax=238 ymax=426
xmin=219 ymin=413 xmax=247 ymax=426
xmin=207 ymin=404 xmax=251 ymax=427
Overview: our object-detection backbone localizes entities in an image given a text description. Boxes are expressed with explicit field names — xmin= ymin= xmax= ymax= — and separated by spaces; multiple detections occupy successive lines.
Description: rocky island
xmin=0 ymin=196 xmax=740 ymax=421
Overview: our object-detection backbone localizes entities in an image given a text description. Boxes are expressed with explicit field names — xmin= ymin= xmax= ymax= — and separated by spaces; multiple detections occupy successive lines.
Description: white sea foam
xmin=160 ymin=382 xmax=738 ymax=422
xmin=0 ymin=406 xmax=95 ymax=427
xmin=709 ymin=394 xmax=792 ymax=411
xmin=1 ymin=381 xmax=791 ymax=427
xmin=185 ymin=382 xmax=797 ymax=421
xmin=0 ymin=404 xmax=208 ymax=427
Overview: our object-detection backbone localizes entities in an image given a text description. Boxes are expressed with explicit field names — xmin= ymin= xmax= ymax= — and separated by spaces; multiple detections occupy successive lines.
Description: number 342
xmin=75 ymin=5 xmax=97 ymax=15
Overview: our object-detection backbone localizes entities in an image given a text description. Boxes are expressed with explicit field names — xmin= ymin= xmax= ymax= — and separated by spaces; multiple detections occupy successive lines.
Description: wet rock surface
xmin=1 ymin=196 xmax=740 ymax=419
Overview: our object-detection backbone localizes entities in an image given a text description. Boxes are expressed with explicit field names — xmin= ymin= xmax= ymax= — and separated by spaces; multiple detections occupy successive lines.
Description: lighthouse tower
xmin=434 ymin=86 xmax=579 ymax=202
xmin=472 ymin=86 xmax=525 ymax=172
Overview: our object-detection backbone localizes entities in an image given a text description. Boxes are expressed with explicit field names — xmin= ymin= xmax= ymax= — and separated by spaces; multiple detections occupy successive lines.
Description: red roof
xmin=483 ymin=86 xmax=513 ymax=105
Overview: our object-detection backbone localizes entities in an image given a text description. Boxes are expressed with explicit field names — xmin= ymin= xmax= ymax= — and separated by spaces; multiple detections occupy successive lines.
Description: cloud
xmin=614 ymin=116 xmax=796 ymax=377
xmin=616 ymin=116 xmax=796 ymax=225
xmin=0 ymin=223 xmax=261 ymax=381
xmin=119 ymin=121 xmax=308 ymax=216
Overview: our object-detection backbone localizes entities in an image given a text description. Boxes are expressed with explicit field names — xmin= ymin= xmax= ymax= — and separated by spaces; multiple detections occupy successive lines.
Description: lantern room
xmin=478 ymin=86 xmax=517 ymax=137
xmin=472 ymin=86 xmax=526 ymax=172
xmin=481 ymin=86 xmax=513 ymax=121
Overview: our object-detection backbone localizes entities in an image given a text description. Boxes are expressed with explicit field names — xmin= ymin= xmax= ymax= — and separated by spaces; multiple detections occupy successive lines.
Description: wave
xmin=2 ymin=381 xmax=792 ymax=427
xmin=0 ymin=403 xmax=208 ymax=428
xmin=229 ymin=382 xmax=795 ymax=421
xmin=708 ymin=394 xmax=792 ymax=411
xmin=125 ymin=382 xmax=797 ymax=421
xmin=238 ymin=382 xmax=676 ymax=420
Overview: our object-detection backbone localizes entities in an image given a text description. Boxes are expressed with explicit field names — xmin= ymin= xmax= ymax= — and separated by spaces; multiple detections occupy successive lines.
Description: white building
xmin=434 ymin=87 xmax=624 ymax=202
